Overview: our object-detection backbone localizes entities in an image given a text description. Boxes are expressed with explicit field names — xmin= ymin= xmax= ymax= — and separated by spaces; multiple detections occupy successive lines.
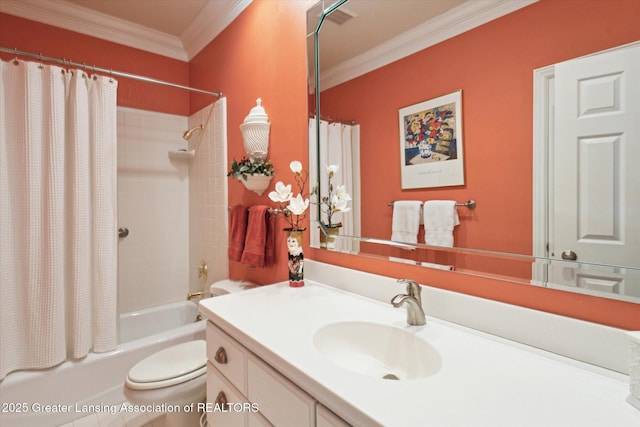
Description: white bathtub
xmin=0 ymin=300 xmax=206 ymax=427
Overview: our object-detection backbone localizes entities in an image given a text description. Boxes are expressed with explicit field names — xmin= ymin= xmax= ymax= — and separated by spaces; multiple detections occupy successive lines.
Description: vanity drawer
xmin=317 ymin=404 xmax=351 ymax=427
xmin=247 ymin=353 xmax=316 ymax=427
xmin=206 ymin=363 xmax=247 ymax=427
xmin=206 ymin=321 xmax=247 ymax=394
xmin=248 ymin=411 xmax=273 ymax=427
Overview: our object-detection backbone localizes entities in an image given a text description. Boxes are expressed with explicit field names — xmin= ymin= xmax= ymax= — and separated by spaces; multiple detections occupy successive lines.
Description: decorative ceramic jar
xmin=285 ymin=228 xmax=305 ymax=287
xmin=628 ymin=331 xmax=640 ymax=410
xmin=240 ymin=98 xmax=270 ymax=161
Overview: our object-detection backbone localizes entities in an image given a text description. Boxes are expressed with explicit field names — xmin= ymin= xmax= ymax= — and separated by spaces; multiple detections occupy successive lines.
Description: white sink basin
xmin=313 ymin=321 xmax=441 ymax=380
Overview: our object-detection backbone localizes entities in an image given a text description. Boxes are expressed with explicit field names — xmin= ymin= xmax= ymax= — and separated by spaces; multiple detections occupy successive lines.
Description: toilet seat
xmin=126 ymin=340 xmax=207 ymax=390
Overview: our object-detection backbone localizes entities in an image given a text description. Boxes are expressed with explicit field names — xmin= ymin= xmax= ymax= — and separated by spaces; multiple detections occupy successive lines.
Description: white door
xmin=549 ymin=43 xmax=640 ymax=298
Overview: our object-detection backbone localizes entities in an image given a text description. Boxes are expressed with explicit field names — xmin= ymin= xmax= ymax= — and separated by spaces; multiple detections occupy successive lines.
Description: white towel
xmin=420 ymin=262 xmax=454 ymax=271
xmin=389 ymin=256 xmax=419 ymax=265
xmin=391 ymin=201 xmax=422 ymax=243
xmin=423 ymin=200 xmax=459 ymax=247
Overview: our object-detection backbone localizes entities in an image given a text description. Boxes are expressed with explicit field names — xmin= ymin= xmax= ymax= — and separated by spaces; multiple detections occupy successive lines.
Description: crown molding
xmin=182 ymin=0 xmax=253 ymax=61
xmin=0 ymin=0 xmax=253 ymax=62
xmin=1 ymin=0 xmax=187 ymax=60
xmin=320 ymin=0 xmax=538 ymax=90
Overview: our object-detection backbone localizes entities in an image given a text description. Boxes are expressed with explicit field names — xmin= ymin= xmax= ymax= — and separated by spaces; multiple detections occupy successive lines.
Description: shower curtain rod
xmin=311 ymin=113 xmax=356 ymax=125
xmin=0 ymin=46 xmax=222 ymax=98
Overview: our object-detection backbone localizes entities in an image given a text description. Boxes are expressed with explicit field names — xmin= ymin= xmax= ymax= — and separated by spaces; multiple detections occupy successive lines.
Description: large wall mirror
xmin=307 ymin=0 xmax=640 ymax=303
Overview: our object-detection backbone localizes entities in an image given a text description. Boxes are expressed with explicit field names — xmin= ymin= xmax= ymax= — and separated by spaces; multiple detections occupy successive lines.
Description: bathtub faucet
xmin=187 ymin=290 xmax=206 ymax=301
xmin=391 ymin=279 xmax=426 ymax=326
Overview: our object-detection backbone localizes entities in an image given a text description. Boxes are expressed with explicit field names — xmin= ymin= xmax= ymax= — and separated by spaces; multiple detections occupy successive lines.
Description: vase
xmin=284 ymin=228 xmax=305 ymax=287
xmin=238 ymin=174 xmax=272 ymax=195
xmin=319 ymin=224 xmax=341 ymax=250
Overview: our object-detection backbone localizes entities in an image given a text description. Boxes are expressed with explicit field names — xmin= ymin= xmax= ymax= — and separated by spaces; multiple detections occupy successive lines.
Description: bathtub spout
xmin=187 ymin=291 xmax=206 ymax=301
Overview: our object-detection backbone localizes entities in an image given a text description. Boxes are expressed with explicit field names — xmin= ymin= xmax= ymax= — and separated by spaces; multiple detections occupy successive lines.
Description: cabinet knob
xmin=561 ymin=250 xmax=577 ymax=261
xmin=215 ymin=347 xmax=228 ymax=364
xmin=215 ymin=391 xmax=228 ymax=407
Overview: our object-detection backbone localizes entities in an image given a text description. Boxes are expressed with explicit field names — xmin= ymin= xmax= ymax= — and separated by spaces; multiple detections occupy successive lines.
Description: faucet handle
xmin=397 ymin=278 xmax=419 ymax=296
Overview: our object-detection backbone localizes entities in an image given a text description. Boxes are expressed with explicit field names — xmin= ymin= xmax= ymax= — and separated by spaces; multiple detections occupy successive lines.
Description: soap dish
xmin=168 ymin=149 xmax=195 ymax=160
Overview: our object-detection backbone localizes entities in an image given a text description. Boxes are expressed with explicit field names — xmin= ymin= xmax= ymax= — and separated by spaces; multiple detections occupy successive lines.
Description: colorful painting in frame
xmin=398 ymin=90 xmax=464 ymax=189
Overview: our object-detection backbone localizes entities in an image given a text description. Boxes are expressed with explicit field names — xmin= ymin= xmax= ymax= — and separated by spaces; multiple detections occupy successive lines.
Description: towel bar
xmin=387 ymin=200 xmax=476 ymax=210
xmin=227 ymin=206 xmax=287 ymax=215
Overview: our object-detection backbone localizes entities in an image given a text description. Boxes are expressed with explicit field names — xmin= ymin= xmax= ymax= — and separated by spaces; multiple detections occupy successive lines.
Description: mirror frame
xmin=309 ymin=0 xmax=350 ymax=239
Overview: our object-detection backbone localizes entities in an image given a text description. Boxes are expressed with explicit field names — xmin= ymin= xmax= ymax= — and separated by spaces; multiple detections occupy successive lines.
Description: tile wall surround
xmin=117 ymin=103 xmax=228 ymax=315
xmin=188 ymin=101 xmax=229 ymax=294
xmin=117 ymin=107 xmax=190 ymax=314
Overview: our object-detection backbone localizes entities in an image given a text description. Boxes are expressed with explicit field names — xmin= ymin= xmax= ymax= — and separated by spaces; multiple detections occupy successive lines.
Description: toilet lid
xmin=126 ymin=340 xmax=206 ymax=390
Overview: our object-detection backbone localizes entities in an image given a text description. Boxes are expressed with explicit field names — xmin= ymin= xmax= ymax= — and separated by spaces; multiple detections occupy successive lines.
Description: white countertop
xmin=200 ymin=281 xmax=640 ymax=427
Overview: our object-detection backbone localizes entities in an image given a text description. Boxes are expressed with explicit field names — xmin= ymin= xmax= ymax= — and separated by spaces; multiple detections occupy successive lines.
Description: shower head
xmin=183 ymin=124 xmax=203 ymax=140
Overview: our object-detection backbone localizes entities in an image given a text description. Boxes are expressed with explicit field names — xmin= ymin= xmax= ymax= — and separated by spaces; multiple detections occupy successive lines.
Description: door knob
xmin=561 ymin=250 xmax=577 ymax=261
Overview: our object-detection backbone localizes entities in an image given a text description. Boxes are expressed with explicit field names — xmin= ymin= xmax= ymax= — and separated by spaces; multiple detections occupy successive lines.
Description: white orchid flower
xmin=326 ymin=164 xmax=339 ymax=178
xmin=268 ymin=181 xmax=292 ymax=203
xmin=335 ymin=184 xmax=352 ymax=201
xmin=287 ymin=194 xmax=310 ymax=215
xmin=330 ymin=194 xmax=351 ymax=213
xmin=289 ymin=160 xmax=303 ymax=174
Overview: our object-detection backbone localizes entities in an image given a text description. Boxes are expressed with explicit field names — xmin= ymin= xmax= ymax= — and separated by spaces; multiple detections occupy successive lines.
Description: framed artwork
xmin=398 ymin=90 xmax=464 ymax=189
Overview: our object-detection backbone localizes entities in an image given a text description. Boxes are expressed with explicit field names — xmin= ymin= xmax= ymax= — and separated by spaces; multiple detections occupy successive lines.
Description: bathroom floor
xmin=57 ymin=403 xmax=166 ymax=427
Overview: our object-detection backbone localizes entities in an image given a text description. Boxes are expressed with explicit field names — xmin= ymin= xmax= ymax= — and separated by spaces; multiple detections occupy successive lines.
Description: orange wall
xmin=320 ymin=0 xmax=640 ymax=257
xmin=0 ymin=13 xmax=190 ymax=116
xmin=189 ymin=0 xmax=315 ymax=285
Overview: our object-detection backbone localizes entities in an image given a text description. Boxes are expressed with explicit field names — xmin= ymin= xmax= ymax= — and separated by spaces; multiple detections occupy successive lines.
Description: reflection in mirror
xmin=308 ymin=0 xmax=640 ymax=303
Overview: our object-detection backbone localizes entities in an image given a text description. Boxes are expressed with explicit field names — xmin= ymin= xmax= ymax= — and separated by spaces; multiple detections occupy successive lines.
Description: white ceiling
xmin=1 ymin=0 xmax=537 ymax=76
xmin=62 ymin=0 xmax=210 ymax=36
xmin=0 ymin=0 xmax=253 ymax=61
xmin=318 ymin=0 xmax=465 ymax=71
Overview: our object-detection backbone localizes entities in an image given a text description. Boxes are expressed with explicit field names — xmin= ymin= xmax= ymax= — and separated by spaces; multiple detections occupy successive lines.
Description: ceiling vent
xmin=326 ymin=6 xmax=357 ymax=25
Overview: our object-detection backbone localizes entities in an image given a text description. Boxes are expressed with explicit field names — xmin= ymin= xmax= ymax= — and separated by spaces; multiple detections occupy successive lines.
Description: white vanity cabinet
xmin=206 ymin=321 xmax=330 ymax=427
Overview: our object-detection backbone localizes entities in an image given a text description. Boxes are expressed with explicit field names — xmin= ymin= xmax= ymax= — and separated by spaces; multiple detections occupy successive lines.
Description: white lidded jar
xmin=627 ymin=331 xmax=640 ymax=410
xmin=240 ymin=98 xmax=270 ymax=161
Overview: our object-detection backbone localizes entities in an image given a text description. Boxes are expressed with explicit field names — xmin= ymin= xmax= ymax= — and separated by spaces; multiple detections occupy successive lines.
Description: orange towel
xmin=228 ymin=205 xmax=248 ymax=262
xmin=264 ymin=212 xmax=275 ymax=267
xmin=241 ymin=205 xmax=270 ymax=267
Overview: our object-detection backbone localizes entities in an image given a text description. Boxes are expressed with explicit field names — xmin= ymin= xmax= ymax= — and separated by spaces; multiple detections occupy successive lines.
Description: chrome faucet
xmin=391 ymin=279 xmax=426 ymax=326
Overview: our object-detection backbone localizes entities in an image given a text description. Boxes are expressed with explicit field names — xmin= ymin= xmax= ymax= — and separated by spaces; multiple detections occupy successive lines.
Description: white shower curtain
xmin=0 ymin=59 xmax=118 ymax=379
xmin=310 ymin=118 xmax=361 ymax=253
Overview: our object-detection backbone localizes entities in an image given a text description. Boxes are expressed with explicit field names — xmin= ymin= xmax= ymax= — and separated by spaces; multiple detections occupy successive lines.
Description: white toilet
xmin=123 ymin=280 xmax=253 ymax=426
